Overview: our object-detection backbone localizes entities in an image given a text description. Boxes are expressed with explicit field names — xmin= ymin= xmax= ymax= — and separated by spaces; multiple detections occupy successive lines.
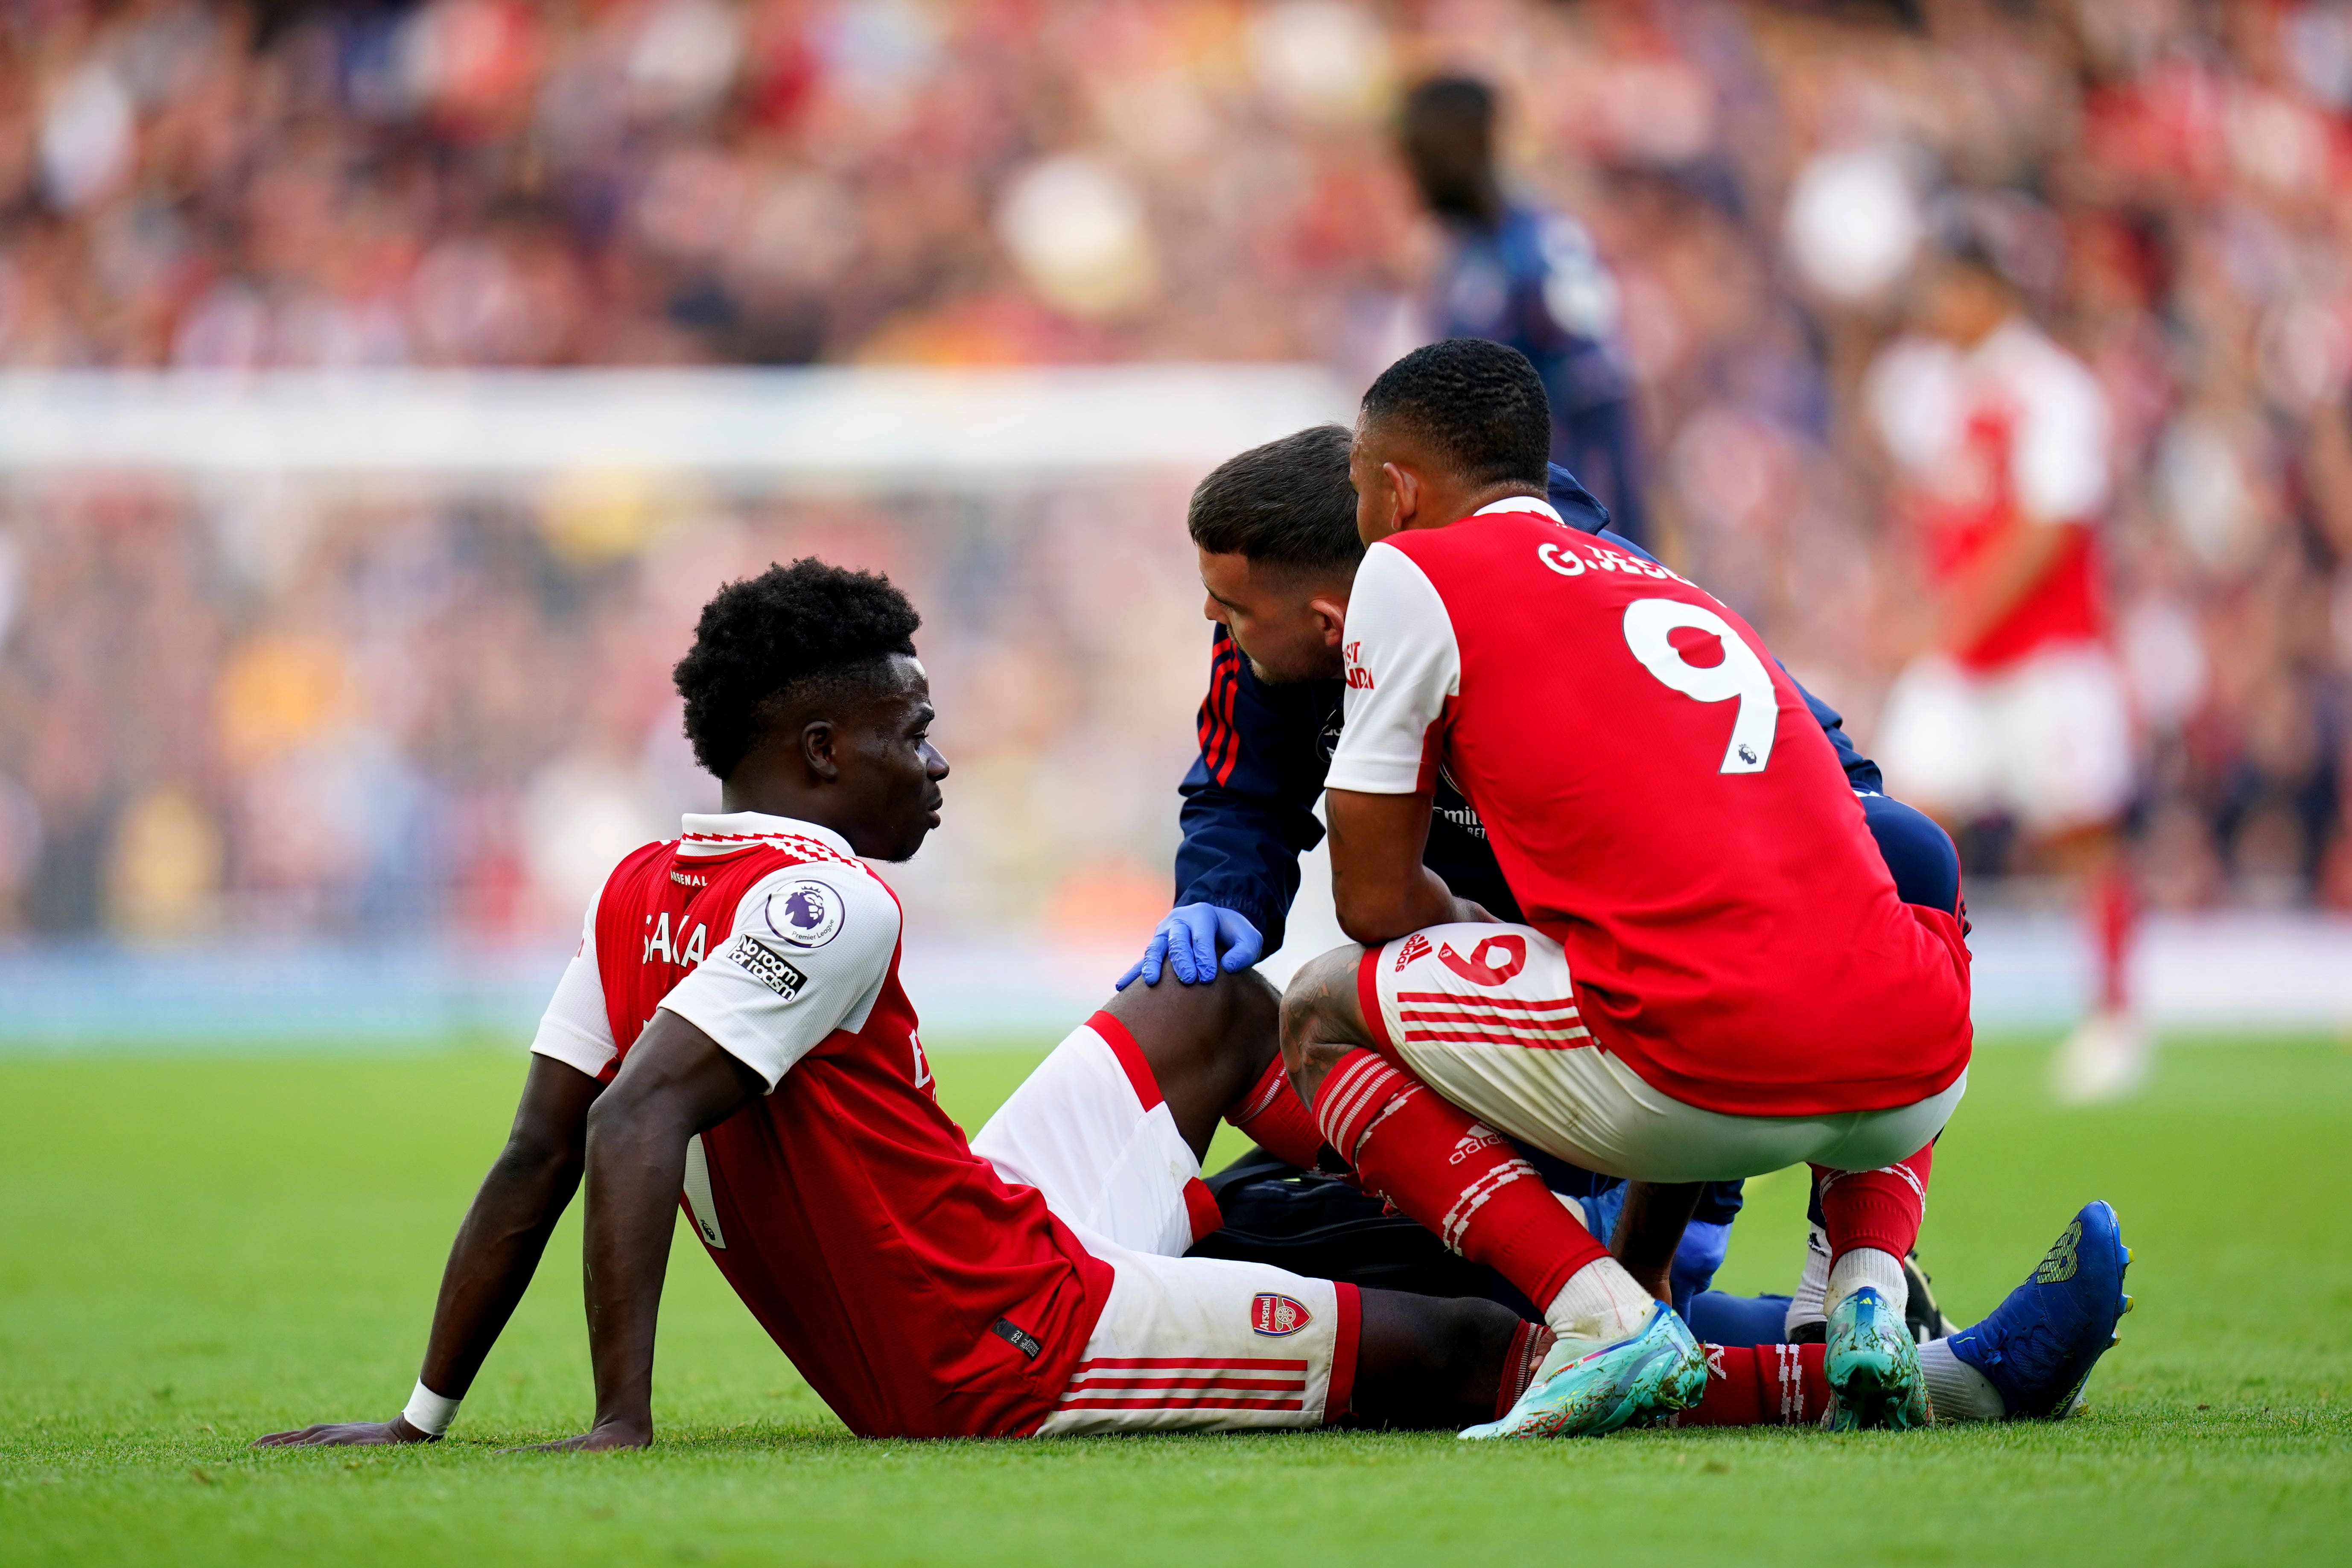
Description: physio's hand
xmin=252 ymin=1416 xmax=437 ymax=1447
xmin=1115 ymin=904 xmax=1264 ymax=988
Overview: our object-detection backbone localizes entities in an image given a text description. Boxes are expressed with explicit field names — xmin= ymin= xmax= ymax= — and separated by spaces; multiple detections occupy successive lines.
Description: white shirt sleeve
xmin=656 ymin=862 xmax=899 ymax=1092
xmin=528 ymin=895 xmax=617 ymax=1081
xmin=1325 ymin=543 xmax=1461 ymax=796
xmin=2007 ymin=347 xmax=2111 ymax=523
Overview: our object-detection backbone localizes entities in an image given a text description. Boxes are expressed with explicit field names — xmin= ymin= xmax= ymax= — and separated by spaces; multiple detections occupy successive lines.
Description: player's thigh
xmin=1031 ymin=1242 xmax=1354 ymax=1435
xmin=1875 ymin=654 xmax=1996 ymax=819
xmin=971 ymin=1017 xmax=1218 ymax=1258
xmin=1815 ymin=1070 xmax=1969 ymax=1173
xmin=1991 ymin=644 xmax=2133 ymax=834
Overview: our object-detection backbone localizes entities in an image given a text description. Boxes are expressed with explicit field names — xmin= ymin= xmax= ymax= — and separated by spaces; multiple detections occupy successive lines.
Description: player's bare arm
xmin=1929 ymin=515 xmax=2077 ymax=656
xmin=519 ymin=1010 xmax=762 ymax=1452
xmin=253 ymin=1055 xmax=605 ymax=1447
xmin=1324 ymin=787 xmax=1486 ymax=945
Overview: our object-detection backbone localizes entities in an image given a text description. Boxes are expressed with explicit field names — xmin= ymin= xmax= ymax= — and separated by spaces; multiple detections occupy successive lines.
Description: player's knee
xmin=1276 ymin=948 xmax=1358 ymax=1057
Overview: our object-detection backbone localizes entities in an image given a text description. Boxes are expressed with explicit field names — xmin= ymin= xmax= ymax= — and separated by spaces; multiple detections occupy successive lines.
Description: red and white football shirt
xmin=1865 ymin=316 xmax=2113 ymax=670
xmin=1326 ymin=500 xmax=1971 ymax=1118
xmin=528 ymin=811 xmax=1111 ymax=1439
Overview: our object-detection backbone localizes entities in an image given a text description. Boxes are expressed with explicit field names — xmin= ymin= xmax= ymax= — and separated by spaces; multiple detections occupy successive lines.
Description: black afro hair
xmin=1360 ymin=338 xmax=1552 ymax=490
xmin=673 ymin=558 xmax=921 ymax=780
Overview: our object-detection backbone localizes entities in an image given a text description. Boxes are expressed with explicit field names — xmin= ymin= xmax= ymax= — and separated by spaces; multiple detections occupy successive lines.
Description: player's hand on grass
xmin=504 ymin=1422 xmax=651 ymax=1454
xmin=251 ymin=1415 xmax=438 ymax=1447
xmin=1116 ymin=904 xmax=1262 ymax=988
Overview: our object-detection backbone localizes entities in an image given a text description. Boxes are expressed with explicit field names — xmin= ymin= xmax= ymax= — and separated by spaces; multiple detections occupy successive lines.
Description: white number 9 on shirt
xmin=1621 ymin=598 xmax=1777 ymax=774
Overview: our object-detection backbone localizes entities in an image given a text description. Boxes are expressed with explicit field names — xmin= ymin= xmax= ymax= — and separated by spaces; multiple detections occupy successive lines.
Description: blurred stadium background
xmin=3 ymin=0 xmax=2351 ymax=1046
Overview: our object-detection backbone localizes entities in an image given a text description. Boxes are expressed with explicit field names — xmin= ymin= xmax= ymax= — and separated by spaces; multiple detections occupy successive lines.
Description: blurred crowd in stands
xmin=3 ymin=0 xmax=2351 ymax=941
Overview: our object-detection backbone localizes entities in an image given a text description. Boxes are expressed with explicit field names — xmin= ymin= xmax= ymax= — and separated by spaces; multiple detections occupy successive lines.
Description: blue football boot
xmin=1946 ymin=1200 xmax=2133 ymax=1419
xmin=1459 ymin=1301 xmax=1709 ymax=1440
xmin=1824 ymin=1285 xmax=1933 ymax=1430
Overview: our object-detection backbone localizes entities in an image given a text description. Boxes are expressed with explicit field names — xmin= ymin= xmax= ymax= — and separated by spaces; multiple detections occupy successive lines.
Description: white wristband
xmin=402 ymin=1380 xmax=460 ymax=1437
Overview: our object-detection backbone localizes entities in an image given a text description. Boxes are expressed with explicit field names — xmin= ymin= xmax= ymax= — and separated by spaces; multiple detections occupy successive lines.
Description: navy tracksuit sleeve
xmin=1172 ymin=627 xmax=1335 ymax=958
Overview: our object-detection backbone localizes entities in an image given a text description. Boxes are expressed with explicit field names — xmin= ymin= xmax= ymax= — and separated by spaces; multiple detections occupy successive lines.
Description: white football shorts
xmin=1359 ymin=924 xmax=1966 ymax=1184
xmin=972 ymin=1011 xmax=1358 ymax=1434
xmin=1874 ymin=641 xmax=2133 ymax=835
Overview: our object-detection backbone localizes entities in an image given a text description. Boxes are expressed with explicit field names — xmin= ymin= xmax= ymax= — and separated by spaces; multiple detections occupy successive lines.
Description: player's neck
xmin=1402 ymin=479 xmax=1546 ymax=533
xmin=718 ymin=776 xmax=852 ymax=841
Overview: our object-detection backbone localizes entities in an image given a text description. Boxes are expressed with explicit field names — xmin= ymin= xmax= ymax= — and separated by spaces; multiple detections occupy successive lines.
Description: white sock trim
xmin=402 ymin=1380 xmax=460 ymax=1437
xmin=1544 ymin=1256 xmax=1655 ymax=1343
xmin=1920 ymin=1337 xmax=2006 ymax=1422
xmin=1825 ymin=1247 xmax=1908 ymax=1320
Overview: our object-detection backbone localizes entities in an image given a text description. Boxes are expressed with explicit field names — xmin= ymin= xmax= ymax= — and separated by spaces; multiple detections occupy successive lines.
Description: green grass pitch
xmin=3 ymin=1036 xmax=2347 ymax=1566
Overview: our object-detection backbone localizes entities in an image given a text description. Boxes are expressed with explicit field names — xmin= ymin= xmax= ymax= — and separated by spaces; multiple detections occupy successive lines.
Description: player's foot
xmin=1824 ymin=1286 xmax=1932 ymax=1431
xmin=1946 ymin=1200 xmax=2133 ymax=1419
xmin=1904 ymin=1250 xmax=1957 ymax=1342
xmin=1458 ymin=1301 xmax=1707 ymax=1440
xmin=2052 ymin=1010 xmax=2150 ymax=1104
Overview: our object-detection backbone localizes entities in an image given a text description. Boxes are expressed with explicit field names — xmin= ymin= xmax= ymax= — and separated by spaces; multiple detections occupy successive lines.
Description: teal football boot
xmin=1459 ymin=1301 xmax=1708 ymax=1440
xmin=1824 ymin=1285 xmax=1933 ymax=1431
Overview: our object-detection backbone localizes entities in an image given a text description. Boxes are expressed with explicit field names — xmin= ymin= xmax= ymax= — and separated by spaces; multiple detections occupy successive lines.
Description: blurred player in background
xmin=1399 ymin=76 xmax=1649 ymax=549
xmin=1866 ymin=234 xmax=2141 ymax=1103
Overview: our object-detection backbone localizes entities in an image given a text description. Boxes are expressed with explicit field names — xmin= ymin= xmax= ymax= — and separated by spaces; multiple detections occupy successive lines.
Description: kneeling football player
xmin=253 ymin=561 xmax=2127 ymax=1449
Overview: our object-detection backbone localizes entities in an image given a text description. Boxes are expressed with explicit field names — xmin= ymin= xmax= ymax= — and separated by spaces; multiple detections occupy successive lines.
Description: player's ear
xmin=1382 ymin=461 xmax=1418 ymax=529
xmin=799 ymin=719 xmax=841 ymax=782
xmin=1307 ymin=592 xmax=1348 ymax=645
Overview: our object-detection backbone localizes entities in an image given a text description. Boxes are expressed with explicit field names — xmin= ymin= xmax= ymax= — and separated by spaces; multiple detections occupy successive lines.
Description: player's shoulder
xmin=732 ymin=853 xmax=902 ymax=958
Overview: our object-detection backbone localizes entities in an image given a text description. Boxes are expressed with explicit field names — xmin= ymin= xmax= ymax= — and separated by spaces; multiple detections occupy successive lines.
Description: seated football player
xmin=249 ymin=560 xmax=2131 ymax=1451
xmin=1130 ymin=421 xmax=1966 ymax=1348
xmin=248 ymin=561 xmax=1547 ymax=1447
xmin=1271 ymin=339 xmax=1980 ymax=1438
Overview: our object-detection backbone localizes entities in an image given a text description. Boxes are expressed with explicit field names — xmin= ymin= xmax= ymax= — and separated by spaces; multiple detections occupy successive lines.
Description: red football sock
xmin=1812 ymin=1142 xmax=1933 ymax=1263
xmin=1673 ymin=1343 xmax=1829 ymax=1427
xmin=1495 ymin=1321 xmax=1558 ymax=1419
xmin=1225 ymin=1055 xmax=1327 ymax=1170
xmin=1313 ymin=1048 xmax=1605 ymax=1308
xmin=2091 ymin=862 xmax=2136 ymax=1013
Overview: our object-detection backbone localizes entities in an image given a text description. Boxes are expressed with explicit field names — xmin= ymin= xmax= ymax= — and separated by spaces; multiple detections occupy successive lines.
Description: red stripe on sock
xmin=1087 ymin=1010 xmax=1162 ymax=1111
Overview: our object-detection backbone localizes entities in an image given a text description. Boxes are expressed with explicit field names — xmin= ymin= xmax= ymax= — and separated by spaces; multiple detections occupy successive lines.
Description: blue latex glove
xmin=1116 ymin=904 xmax=1264 ymax=989
xmin=1670 ymin=1219 xmax=1733 ymax=1320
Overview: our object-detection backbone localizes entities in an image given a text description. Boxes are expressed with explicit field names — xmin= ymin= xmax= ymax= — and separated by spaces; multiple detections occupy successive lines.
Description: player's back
xmin=585 ymin=816 xmax=1109 ymax=1438
xmin=1335 ymin=508 xmax=1970 ymax=1118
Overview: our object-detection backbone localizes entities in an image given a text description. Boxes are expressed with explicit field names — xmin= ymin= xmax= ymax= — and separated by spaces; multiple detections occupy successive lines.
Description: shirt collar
xmin=678 ymin=811 xmax=858 ymax=860
xmin=1469 ymin=494 xmax=1564 ymax=523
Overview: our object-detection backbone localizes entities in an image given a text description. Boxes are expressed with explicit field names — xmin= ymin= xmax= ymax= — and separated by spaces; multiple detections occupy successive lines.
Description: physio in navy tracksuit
xmin=1402 ymin=75 xmax=1649 ymax=548
xmin=1132 ymin=433 xmax=1965 ymax=1343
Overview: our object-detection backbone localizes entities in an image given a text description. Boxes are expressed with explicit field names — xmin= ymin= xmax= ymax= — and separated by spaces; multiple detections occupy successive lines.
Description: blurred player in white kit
xmin=1865 ymin=233 xmax=2142 ymax=1101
